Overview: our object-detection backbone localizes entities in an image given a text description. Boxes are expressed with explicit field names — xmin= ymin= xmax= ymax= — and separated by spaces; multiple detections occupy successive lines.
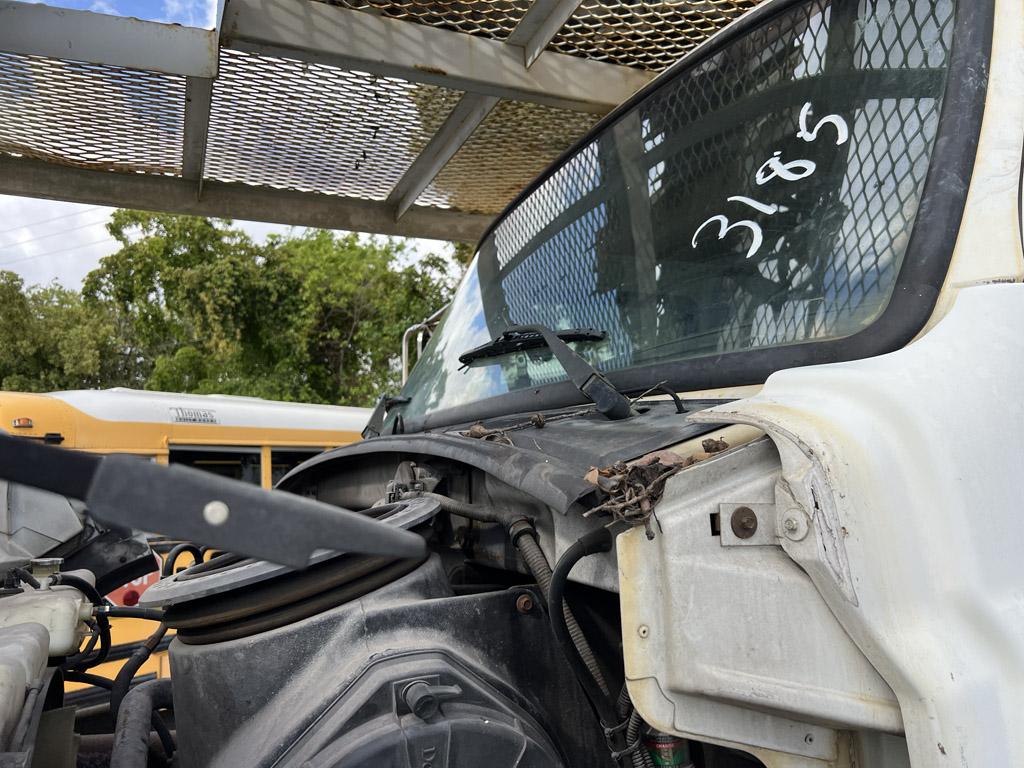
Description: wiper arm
xmin=362 ymin=394 xmax=410 ymax=439
xmin=459 ymin=327 xmax=606 ymax=365
xmin=459 ymin=325 xmax=633 ymax=420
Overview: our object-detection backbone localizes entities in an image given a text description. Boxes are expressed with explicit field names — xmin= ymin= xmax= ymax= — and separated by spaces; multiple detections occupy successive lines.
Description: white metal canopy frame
xmin=0 ymin=0 xmax=765 ymax=241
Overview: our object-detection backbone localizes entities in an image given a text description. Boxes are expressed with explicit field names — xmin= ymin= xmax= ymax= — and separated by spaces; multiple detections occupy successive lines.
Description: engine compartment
xmin=0 ymin=397 xmax=913 ymax=768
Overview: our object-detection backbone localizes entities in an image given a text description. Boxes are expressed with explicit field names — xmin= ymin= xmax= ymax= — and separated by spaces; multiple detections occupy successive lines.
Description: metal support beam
xmin=182 ymin=77 xmax=214 ymax=191
xmin=0 ymin=1 xmax=219 ymax=77
xmin=0 ymin=155 xmax=492 ymax=243
xmin=507 ymin=0 xmax=584 ymax=68
xmin=387 ymin=93 xmax=499 ymax=221
xmin=221 ymin=0 xmax=653 ymax=114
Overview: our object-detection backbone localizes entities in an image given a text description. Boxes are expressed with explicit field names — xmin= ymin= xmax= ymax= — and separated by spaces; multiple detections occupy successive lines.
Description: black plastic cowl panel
xmin=278 ymin=401 xmax=725 ymax=514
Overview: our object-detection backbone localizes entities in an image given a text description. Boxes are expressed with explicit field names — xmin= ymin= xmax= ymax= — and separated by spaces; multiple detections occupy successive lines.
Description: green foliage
xmin=0 ymin=212 xmax=459 ymax=406
xmin=451 ymin=241 xmax=476 ymax=267
xmin=0 ymin=271 xmax=121 ymax=392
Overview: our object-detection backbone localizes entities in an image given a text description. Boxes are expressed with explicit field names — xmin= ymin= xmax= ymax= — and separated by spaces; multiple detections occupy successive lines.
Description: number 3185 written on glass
xmin=691 ymin=102 xmax=850 ymax=260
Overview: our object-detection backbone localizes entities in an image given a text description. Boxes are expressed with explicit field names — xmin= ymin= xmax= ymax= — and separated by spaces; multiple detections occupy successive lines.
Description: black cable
xmin=97 ymin=606 xmax=165 ymax=621
xmin=161 ymin=544 xmax=203 ymax=577
xmin=512 ymin=525 xmax=610 ymax=696
xmin=64 ymin=671 xmax=114 ymax=690
xmin=53 ymin=573 xmax=103 ymax=605
xmin=151 ymin=713 xmax=176 ymax=762
xmin=548 ymin=527 xmax=619 ymax=733
xmin=53 ymin=574 xmax=111 ymax=671
xmin=399 ymin=491 xmax=529 ymax=527
xmin=11 ymin=567 xmax=40 ymax=589
xmin=111 ymin=624 xmax=168 ymax=724
xmin=649 ymin=385 xmax=686 ymax=414
xmin=64 ymin=622 xmax=99 ymax=668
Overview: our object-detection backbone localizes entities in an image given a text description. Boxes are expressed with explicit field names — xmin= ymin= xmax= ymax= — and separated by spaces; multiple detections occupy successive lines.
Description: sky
xmin=0 ymin=194 xmax=452 ymax=288
xmin=0 ymin=194 xmax=451 ymax=287
xmin=1 ymin=1 xmax=451 ymax=288
xmin=29 ymin=0 xmax=219 ymax=28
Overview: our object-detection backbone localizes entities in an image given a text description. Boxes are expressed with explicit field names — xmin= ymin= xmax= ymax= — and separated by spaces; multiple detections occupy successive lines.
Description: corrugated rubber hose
xmin=548 ymin=527 xmax=620 ymax=737
xmin=513 ymin=527 xmax=610 ymax=697
xmin=627 ymin=710 xmax=654 ymax=768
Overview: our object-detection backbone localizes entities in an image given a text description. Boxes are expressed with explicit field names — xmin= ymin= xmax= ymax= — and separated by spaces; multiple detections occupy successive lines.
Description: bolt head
xmin=515 ymin=594 xmax=534 ymax=614
xmin=781 ymin=510 xmax=809 ymax=541
xmin=730 ymin=506 xmax=758 ymax=539
xmin=203 ymin=500 xmax=230 ymax=526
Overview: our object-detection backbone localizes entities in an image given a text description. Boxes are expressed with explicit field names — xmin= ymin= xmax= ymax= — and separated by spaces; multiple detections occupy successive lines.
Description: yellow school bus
xmin=0 ymin=387 xmax=369 ymax=486
xmin=0 ymin=388 xmax=370 ymax=697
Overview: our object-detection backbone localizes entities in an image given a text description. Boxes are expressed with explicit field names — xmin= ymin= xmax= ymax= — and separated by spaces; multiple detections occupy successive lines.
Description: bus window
xmin=271 ymin=449 xmax=322 ymax=486
xmin=169 ymin=447 xmax=261 ymax=485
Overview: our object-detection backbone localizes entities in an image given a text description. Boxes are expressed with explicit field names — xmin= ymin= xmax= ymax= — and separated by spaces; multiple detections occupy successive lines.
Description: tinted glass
xmin=398 ymin=0 xmax=957 ymax=422
xmin=271 ymin=449 xmax=321 ymax=486
xmin=169 ymin=448 xmax=261 ymax=485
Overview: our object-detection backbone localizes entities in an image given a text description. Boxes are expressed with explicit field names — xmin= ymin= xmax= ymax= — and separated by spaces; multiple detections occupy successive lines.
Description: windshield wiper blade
xmin=459 ymin=325 xmax=633 ymax=420
xmin=458 ymin=327 xmax=606 ymax=365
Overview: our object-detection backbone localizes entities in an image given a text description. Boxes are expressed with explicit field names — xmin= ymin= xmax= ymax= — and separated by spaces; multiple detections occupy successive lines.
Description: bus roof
xmin=38 ymin=388 xmax=370 ymax=431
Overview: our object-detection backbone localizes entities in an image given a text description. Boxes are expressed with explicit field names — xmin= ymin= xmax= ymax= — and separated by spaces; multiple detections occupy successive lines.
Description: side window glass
xmin=271 ymin=449 xmax=321 ymax=486
xmin=169 ymin=447 xmax=261 ymax=485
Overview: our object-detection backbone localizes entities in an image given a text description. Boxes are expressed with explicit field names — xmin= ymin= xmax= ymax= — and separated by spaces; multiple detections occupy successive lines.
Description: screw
xmin=730 ymin=506 xmax=758 ymax=539
xmin=638 ymin=625 xmax=649 ymax=638
xmin=203 ymin=500 xmax=230 ymax=526
xmin=515 ymin=593 xmax=534 ymax=614
xmin=781 ymin=510 xmax=808 ymax=541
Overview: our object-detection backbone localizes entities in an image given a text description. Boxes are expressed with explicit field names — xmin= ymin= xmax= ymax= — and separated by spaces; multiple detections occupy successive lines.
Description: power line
xmin=0 ymin=205 xmax=104 ymax=236
xmin=0 ymin=237 xmax=117 ymax=268
xmin=0 ymin=218 xmax=110 ymax=251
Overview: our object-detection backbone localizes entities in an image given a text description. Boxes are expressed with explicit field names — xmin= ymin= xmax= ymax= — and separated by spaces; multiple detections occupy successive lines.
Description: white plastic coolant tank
xmin=0 ymin=583 xmax=91 ymax=656
xmin=0 ymin=623 xmax=48 ymax=747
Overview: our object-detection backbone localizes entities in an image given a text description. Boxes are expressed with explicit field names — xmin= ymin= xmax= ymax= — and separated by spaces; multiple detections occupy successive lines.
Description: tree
xmin=255 ymin=230 xmax=454 ymax=404
xmin=67 ymin=211 xmax=458 ymax=406
xmin=0 ymin=271 xmax=121 ymax=392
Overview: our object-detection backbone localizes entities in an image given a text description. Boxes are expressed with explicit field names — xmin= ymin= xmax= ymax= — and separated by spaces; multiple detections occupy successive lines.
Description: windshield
xmin=396 ymin=0 xmax=972 ymax=428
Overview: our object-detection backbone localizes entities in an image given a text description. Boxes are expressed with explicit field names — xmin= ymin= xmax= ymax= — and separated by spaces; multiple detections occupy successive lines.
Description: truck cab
xmin=2 ymin=1 xmax=1021 ymax=766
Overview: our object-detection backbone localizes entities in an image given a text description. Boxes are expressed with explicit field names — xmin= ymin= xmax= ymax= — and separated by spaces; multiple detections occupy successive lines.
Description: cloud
xmin=88 ymin=1 xmax=118 ymax=14
xmin=0 ymin=194 xmax=454 ymax=289
xmin=0 ymin=195 xmax=117 ymax=288
xmin=160 ymin=0 xmax=216 ymax=28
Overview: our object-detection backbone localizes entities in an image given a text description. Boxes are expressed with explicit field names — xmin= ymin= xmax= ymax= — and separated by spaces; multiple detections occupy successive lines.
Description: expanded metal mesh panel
xmin=318 ymin=0 xmax=769 ymax=72
xmin=203 ymin=49 xmax=463 ymax=200
xmin=416 ymin=100 xmax=599 ymax=215
xmin=0 ymin=52 xmax=184 ymax=174
xmin=472 ymin=0 xmax=956 ymax=384
xmin=317 ymin=0 xmax=528 ymax=40
xmin=549 ymin=1 xmax=767 ymax=71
